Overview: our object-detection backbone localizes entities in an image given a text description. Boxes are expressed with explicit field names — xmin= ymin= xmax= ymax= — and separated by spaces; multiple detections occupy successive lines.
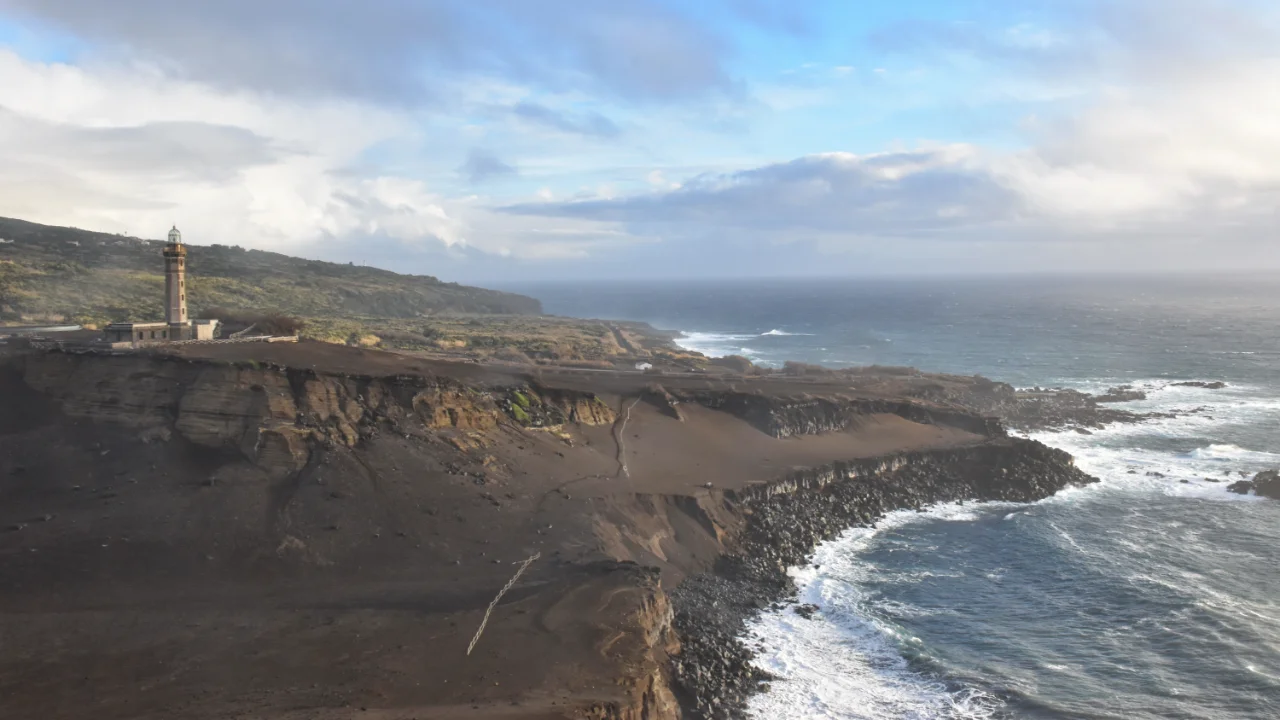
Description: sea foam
xmin=744 ymin=379 xmax=1280 ymax=718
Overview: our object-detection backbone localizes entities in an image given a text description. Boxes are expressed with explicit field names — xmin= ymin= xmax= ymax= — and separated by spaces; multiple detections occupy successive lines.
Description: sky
xmin=0 ymin=0 xmax=1277 ymax=282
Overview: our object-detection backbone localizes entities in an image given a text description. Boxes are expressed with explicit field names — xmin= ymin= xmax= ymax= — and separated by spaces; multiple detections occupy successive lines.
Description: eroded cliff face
xmin=0 ymin=349 xmax=1087 ymax=720
xmin=656 ymin=441 xmax=1096 ymax=719
xmin=677 ymin=390 xmax=1005 ymax=439
xmin=576 ymin=438 xmax=1097 ymax=719
xmin=11 ymin=351 xmax=615 ymax=480
xmin=577 ymin=566 xmax=683 ymax=720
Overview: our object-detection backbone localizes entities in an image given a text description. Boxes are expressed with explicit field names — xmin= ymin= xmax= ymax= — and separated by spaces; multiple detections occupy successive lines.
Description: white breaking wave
xmin=743 ymin=378 xmax=1280 ymax=719
xmin=675 ymin=328 xmax=821 ymax=359
xmin=746 ymin=503 xmax=1010 ymax=720
xmin=673 ymin=331 xmax=757 ymax=358
xmin=762 ymin=328 xmax=815 ymax=336
xmin=1186 ymin=444 xmax=1280 ymax=464
xmin=1023 ymin=381 xmax=1280 ymax=502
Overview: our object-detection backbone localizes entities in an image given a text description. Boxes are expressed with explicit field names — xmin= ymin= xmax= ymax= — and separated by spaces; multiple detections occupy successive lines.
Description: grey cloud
xmin=512 ymin=101 xmax=621 ymax=138
xmin=503 ymin=151 xmax=1022 ymax=236
xmin=304 ymin=231 xmax=514 ymax=283
xmin=0 ymin=109 xmax=281 ymax=182
xmin=867 ymin=0 xmax=1278 ymax=82
xmin=0 ymin=0 xmax=733 ymax=103
xmin=458 ymin=149 xmax=516 ymax=184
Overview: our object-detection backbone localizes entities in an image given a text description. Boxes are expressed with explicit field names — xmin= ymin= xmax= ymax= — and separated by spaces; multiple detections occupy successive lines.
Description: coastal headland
xmin=0 ymin=339 xmax=1098 ymax=719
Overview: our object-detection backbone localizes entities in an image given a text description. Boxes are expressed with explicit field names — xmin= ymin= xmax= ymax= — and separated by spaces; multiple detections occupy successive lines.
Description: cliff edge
xmin=0 ymin=343 xmax=1093 ymax=720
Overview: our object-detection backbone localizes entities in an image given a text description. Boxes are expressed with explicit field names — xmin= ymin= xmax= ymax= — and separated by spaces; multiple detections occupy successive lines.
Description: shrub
xmin=710 ymin=355 xmax=755 ymax=374
xmin=782 ymin=361 xmax=831 ymax=377
xmin=493 ymin=347 xmax=534 ymax=364
xmin=198 ymin=307 xmax=305 ymax=336
xmin=377 ymin=330 xmax=434 ymax=349
xmin=511 ymin=404 xmax=530 ymax=423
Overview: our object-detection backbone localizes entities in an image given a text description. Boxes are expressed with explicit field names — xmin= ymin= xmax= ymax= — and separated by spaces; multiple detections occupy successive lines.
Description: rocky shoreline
xmin=1 ymin=341 xmax=1240 ymax=720
xmin=1228 ymin=470 xmax=1280 ymax=499
xmin=970 ymin=382 xmax=1227 ymax=433
xmin=668 ymin=440 xmax=1097 ymax=719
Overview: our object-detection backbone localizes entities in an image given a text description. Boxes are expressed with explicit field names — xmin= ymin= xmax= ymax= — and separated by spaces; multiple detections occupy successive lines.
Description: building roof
xmin=104 ymin=321 xmax=172 ymax=329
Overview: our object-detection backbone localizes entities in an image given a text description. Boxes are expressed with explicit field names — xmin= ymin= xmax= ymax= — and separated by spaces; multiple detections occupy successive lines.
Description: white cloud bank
xmin=507 ymin=3 xmax=1280 ymax=270
xmin=0 ymin=0 xmax=1277 ymax=278
xmin=0 ymin=49 xmax=631 ymax=262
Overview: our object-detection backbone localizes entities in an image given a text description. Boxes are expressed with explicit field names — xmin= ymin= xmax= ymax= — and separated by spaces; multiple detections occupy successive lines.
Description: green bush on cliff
xmin=511 ymin=404 xmax=530 ymax=424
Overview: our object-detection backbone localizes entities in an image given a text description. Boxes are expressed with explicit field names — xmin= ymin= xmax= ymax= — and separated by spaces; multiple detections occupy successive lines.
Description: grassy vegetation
xmin=510 ymin=404 xmax=530 ymax=423
xmin=290 ymin=312 xmax=705 ymax=367
xmin=0 ymin=216 xmax=710 ymax=367
xmin=0 ymin=216 xmax=541 ymax=328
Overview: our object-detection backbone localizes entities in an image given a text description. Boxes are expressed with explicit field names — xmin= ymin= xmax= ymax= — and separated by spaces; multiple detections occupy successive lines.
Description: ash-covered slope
xmin=0 ymin=345 xmax=1093 ymax=720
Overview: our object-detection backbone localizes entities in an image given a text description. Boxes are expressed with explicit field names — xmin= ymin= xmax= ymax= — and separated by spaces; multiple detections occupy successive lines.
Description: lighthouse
xmin=100 ymin=225 xmax=220 ymax=345
xmin=163 ymin=225 xmax=189 ymax=340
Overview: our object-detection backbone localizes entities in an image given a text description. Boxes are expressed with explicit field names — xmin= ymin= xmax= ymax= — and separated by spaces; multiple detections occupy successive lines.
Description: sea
xmin=509 ymin=275 xmax=1280 ymax=720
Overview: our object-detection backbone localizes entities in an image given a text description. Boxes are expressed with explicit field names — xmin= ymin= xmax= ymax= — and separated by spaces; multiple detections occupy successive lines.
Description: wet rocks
xmin=1227 ymin=470 xmax=1280 ymax=499
xmin=669 ymin=439 xmax=1097 ymax=719
xmin=1171 ymin=381 xmax=1227 ymax=389
xmin=946 ymin=382 xmax=1187 ymax=432
xmin=793 ymin=604 xmax=819 ymax=619
xmin=1095 ymin=386 xmax=1148 ymax=403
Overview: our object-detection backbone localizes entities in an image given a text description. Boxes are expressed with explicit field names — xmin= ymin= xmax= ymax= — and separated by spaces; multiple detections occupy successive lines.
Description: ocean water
xmin=511 ymin=276 xmax=1280 ymax=719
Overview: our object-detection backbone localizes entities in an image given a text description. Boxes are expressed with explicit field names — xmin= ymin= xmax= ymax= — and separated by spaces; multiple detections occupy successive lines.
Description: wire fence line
xmin=616 ymin=396 xmax=643 ymax=479
xmin=466 ymin=552 xmax=541 ymax=656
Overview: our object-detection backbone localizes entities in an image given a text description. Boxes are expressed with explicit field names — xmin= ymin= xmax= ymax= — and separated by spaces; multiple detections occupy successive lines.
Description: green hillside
xmin=0 ymin=217 xmax=541 ymax=327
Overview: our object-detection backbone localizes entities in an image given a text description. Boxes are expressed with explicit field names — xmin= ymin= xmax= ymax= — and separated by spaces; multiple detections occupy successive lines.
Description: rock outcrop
xmin=1227 ymin=469 xmax=1280 ymax=499
xmin=680 ymin=391 xmax=1005 ymax=439
xmin=1096 ymin=385 xmax=1148 ymax=403
xmin=0 ymin=346 xmax=1099 ymax=720
xmin=8 ymin=351 xmax=615 ymax=480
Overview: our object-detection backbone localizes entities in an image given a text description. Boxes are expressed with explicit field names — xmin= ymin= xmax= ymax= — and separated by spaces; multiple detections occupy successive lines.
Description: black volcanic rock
xmin=1171 ymin=381 xmax=1228 ymax=389
xmin=1096 ymin=386 xmax=1147 ymax=403
xmin=669 ymin=440 xmax=1097 ymax=719
xmin=1228 ymin=470 xmax=1280 ymax=499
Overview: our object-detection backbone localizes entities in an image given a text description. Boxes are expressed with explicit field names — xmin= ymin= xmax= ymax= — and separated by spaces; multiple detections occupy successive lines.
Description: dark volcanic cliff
xmin=0 ymin=346 xmax=1094 ymax=720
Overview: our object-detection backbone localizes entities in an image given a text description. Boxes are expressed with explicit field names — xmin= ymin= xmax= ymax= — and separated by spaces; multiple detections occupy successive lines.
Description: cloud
xmin=0 ymin=48 xmax=459 ymax=250
xmin=1 ymin=0 xmax=1278 ymax=280
xmin=458 ymin=148 xmax=517 ymax=184
xmin=0 ymin=45 xmax=649 ymax=271
xmin=511 ymin=101 xmax=621 ymax=138
xmin=0 ymin=0 xmax=735 ymax=104
xmin=0 ymin=108 xmax=283 ymax=183
xmin=498 ymin=0 xmax=1280 ymax=269
xmin=506 ymin=148 xmax=1022 ymax=236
